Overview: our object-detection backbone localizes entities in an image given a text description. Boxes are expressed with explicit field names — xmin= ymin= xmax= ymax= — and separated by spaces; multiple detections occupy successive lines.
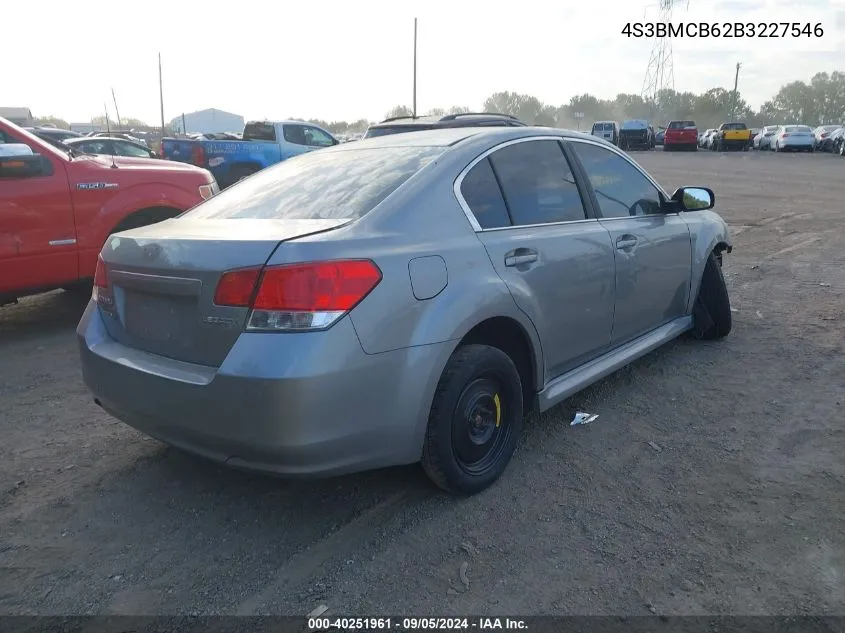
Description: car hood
xmin=85 ymin=154 xmax=209 ymax=174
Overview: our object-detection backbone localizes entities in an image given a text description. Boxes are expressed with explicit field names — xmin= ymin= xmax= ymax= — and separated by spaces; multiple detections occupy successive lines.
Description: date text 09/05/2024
xmin=621 ymin=22 xmax=824 ymax=38
xmin=307 ymin=617 xmax=528 ymax=631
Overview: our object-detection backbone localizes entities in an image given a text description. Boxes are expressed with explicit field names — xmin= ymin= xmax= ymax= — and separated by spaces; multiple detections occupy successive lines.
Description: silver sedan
xmin=77 ymin=126 xmax=733 ymax=495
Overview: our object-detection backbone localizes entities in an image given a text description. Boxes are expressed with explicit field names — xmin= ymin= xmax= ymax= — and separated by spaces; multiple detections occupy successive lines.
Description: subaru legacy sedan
xmin=77 ymin=127 xmax=733 ymax=495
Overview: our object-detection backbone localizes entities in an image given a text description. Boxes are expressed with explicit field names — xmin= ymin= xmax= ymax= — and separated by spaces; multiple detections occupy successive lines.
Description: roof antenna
xmin=104 ymin=102 xmax=117 ymax=169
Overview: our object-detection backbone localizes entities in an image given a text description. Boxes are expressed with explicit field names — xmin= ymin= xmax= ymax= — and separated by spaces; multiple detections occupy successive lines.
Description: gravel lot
xmin=1 ymin=150 xmax=843 ymax=617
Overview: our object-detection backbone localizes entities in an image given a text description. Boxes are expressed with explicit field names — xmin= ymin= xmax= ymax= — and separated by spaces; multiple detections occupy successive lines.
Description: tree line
xmin=33 ymin=70 xmax=844 ymax=135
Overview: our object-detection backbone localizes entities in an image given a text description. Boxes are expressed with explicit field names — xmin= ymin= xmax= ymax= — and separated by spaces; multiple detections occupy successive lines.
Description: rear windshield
xmin=721 ymin=122 xmax=747 ymax=130
xmin=363 ymin=124 xmax=433 ymax=138
xmin=785 ymin=125 xmax=812 ymax=133
xmin=242 ymin=122 xmax=276 ymax=142
xmin=184 ymin=146 xmax=443 ymax=221
xmin=592 ymin=123 xmax=614 ymax=131
xmin=668 ymin=121 xmax=696 ymax=129
xmin=621 ymin=120 xmax=648 ymax=130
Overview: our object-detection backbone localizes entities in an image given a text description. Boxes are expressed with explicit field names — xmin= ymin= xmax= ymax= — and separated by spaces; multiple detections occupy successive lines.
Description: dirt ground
xmin=1 ymin=150 xmax=843 ymax=618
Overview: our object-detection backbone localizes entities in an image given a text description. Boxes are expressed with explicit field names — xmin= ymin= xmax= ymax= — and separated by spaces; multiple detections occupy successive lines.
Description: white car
xmin=771 ymin=125 xmax=815 ymax=152
xmin=754 ymin=125 xmax=780 ymax=150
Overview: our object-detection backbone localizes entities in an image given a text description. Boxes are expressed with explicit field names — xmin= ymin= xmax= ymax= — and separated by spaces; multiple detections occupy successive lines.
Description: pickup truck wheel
xmin=421 ymin=344 xmax=523 ymax=495
xmin=692 ymin=252 xmax=732 ymax=340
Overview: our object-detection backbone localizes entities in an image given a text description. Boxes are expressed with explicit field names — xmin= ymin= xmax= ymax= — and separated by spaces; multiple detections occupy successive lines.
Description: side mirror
xmin=0 ymin=154 xmax=44 ymax=178
xmin=671 ymin=186 xmax=715 ymax=211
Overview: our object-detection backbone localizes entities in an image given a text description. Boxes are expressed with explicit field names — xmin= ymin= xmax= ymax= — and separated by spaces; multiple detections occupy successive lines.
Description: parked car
xmin=0 ymin=116 xmax=217 ymax=306
xmin=663 ymin=120 xmax=698 ymax=151
xmin=618 ymin=120 xmax=654 ymax=150
xmin=747 ymin=129 xmax=759 ymax=149
xmin=712 ymin=122 xmax=752 ymax=151
xmin=93 ymin=131 xmax=148 ymax=146
xmin=24 ymin=126 xmax=83 ymax=144
xmin=753 ymin=125 xmax=780 ymax=150
xmin=813 ymin=125 xmax=841 ymax=151
xmin=364 ymin=113 xmax=526 ymax=139
xmin=699 ymin=129 xmax=717 ymax=148
xmin=772 ymin=125 xmax=815 ymax=152
xmin=77 ymin=126 xmax=733 ymax=495
xmin=590 ymin=120 xmax=620 ymax=145
xmin=654 ymin=127 xmax=665 ymax=145
xmin=831 ymin=127 xmax=845 ymax=155
xmin=65 ymin=136 xmax=158 ymax=159
xmin=161 ymin=120 xmax=339 ymax=189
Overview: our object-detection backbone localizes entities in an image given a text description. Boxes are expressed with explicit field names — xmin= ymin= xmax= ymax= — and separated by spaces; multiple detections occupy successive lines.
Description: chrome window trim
xmin=453 ymin=135 xmax=594 ymax=232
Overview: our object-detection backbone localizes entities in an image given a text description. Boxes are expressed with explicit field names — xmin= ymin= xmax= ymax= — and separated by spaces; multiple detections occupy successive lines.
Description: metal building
xmin=0 ymin=107 xmax=34 ymax=126
xmin=169 ymin=108 xmax=244 ymax=135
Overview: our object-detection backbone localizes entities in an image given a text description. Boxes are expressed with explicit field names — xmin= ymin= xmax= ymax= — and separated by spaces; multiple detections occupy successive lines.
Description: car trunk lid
xmin=97 ymin=217 xmax=350 ymax=367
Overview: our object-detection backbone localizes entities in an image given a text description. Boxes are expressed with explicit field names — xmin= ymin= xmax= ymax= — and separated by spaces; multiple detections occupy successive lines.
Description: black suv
xmin=363 ymin=112 xmax=527 ymax=139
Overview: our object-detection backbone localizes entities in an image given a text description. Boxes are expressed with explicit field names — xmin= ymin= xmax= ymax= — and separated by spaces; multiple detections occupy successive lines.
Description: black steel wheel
xmin=422 ymin=344 xmax=523 ymax=495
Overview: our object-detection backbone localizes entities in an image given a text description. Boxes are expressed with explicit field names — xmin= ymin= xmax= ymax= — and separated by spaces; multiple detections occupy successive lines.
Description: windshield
xmin=592 ymin=123 xmax=615 ymax=132
xmin=821 ymin=125 xmax=839 ymax=132
xmin=184 ymin=146 xmax=444 ymax=221
xmin=721 ymin=123 xmax=747 ymax=130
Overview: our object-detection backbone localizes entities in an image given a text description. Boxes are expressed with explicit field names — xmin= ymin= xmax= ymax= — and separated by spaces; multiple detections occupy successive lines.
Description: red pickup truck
xmin=0 ymin=117 xmax=217 ymax=305
xmin=663 ymin=120 xmax=699 ymax=151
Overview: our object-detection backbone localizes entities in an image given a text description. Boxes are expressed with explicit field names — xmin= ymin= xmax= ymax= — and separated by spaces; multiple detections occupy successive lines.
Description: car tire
xmin=692 ymin=252 xmax=732 ymax=341
xmin=840 ymin=143 xmax=845 ymax=157
xmin=421 ymin=344 xmax=524 ymax=495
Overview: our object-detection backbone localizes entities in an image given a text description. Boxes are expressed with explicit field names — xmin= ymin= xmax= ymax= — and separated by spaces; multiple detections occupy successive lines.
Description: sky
xmin=5 ymin=0 xmax=844 ymax=125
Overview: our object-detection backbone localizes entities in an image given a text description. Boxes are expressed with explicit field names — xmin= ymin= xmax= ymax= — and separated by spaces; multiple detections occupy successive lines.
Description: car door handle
xmin=616 ymin=237 xmax=638 ymax=250
xmin=504 ymin=250 xmax=538 ymax=267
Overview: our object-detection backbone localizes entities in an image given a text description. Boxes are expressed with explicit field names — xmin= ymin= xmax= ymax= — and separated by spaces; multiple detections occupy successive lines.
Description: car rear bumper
xmin=77 ymin=301 xmax=453 ymax=477
xmin=779 ymin=139 xmax=814 ymax=149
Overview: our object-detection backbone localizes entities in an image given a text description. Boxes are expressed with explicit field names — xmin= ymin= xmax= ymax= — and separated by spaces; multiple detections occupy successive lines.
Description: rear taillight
xmin=215 ymin=260 xmax=382 ymax=332
xmin=782 ymin=133 xmax=790 ymax=138
xmin=214 ymin=267 xmax=262 ymax=307
xmin=821 ymin=133 xmax=829 ymax=138
xmin=191 ymin=145 xmax=206 ymax=167
xmin=92 ymin=255 xmax=113 ymax=306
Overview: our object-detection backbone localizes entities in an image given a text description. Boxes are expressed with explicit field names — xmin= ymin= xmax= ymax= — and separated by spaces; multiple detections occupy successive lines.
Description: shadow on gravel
xmin=0 ymin=291 xmax=89 ymax=344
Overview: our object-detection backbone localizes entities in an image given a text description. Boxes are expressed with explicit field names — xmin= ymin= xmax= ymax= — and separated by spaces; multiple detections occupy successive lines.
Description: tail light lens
xmin=92 ymin=255 xmax=113 ymax=307
xmin=215 ymin=260 xmax=382 ymax=332
xmin=191 ymin=145 xmax=206 ymax=167
xmin=782 ymin=133 xmax=790 ymax=138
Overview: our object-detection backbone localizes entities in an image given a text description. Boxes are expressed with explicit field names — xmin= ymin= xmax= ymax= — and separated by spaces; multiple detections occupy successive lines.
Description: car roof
xmin=334 ymin=126 xmax=605 ymax=151
xmin=66 ymin=136 xmax=143 ymax=145
xmin=369 ymin=112 xmax=522 ymax=128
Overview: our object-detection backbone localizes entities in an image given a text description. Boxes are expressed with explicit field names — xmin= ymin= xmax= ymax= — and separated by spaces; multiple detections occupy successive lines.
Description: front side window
xmin=302 ymin=126 xmax=335 ymax=147
xmin=570 ymin=141 xmax=663 ymax=219
xmin=488 ymin=140 xmax=586 ymax=226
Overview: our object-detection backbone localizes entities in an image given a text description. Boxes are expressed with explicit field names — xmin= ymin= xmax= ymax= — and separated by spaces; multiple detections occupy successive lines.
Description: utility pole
xmin=111 ymin=88 xmax=122 ymax=128
xmin=412 ymin=18 xmax=418 ymax=118
xmin=158 ymin=53 xmax=166 ymax=138
xmin=731 ymin=62 xmax=741 ymax=120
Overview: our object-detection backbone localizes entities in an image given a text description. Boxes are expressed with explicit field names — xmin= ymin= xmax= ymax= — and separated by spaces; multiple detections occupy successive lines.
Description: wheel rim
xmin=451 ymin=376 xmax=512 ymax=475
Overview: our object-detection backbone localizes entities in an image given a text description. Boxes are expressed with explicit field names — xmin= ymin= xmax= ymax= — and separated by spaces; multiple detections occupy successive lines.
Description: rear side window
xmin=460 ymin=158 xmax=511 ymax=229
xmin=488 ymin=140 xmax=586 ymax=226
xmin=242 ymin=122 xmax=276 ymax=142
xmin=184 ymin=146 xmax=443 ymax=221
